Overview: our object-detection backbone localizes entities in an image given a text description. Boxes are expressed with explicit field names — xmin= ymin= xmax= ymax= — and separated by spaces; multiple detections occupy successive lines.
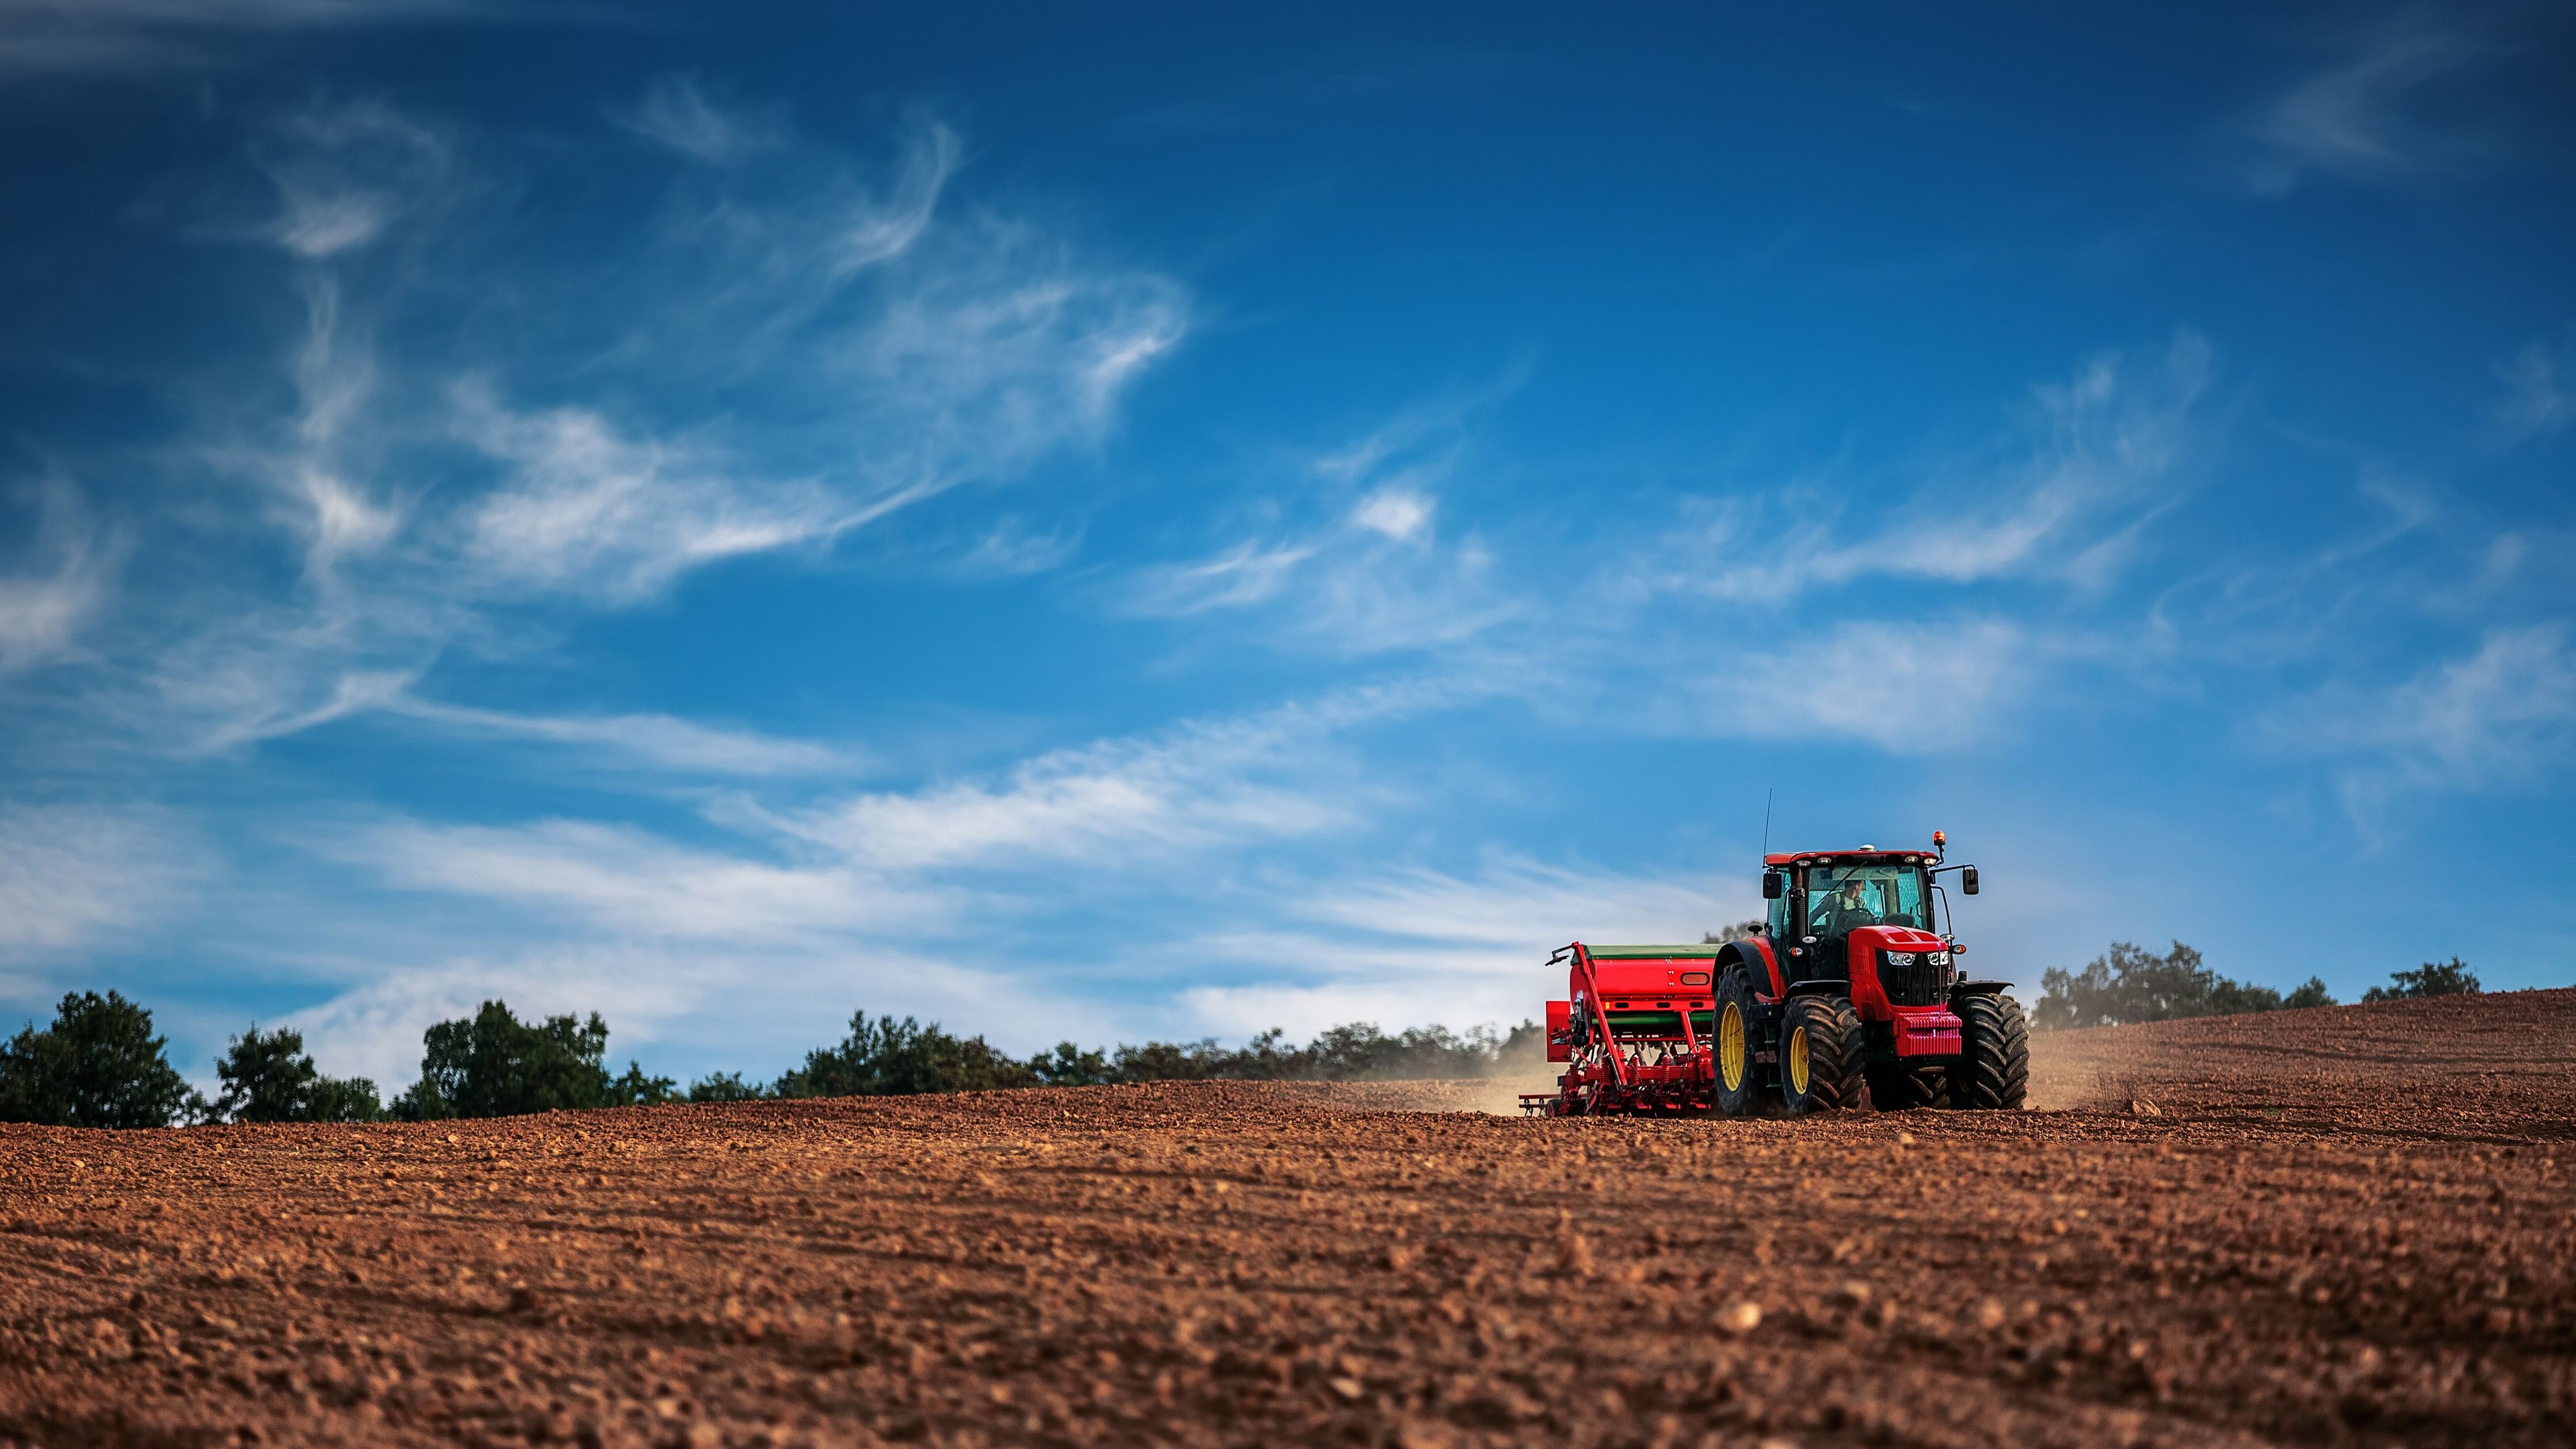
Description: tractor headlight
xmin=1884 ymin=951 xmax=1917 ymax=967
xmin=1927 ymin=950 xmax=1951 ymax=966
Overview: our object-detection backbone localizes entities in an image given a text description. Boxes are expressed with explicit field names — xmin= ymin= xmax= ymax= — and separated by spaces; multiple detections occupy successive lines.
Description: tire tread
xmin=1955 ymin=994 xmax=2030 ymax=1110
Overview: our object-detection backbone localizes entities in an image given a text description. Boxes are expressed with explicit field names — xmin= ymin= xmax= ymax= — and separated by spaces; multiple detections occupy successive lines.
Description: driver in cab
xmin=1816 ymin=876 xmax=1880 ymax=934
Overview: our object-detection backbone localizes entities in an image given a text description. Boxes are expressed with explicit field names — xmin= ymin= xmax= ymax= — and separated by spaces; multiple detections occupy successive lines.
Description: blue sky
xmin=1 ymin=3 xmax=2571 ymax=1092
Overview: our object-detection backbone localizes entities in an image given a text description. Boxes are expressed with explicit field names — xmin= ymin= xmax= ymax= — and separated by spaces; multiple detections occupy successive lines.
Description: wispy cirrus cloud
xmin=615 ymin=75 xmax=792 ymax=167
xmin=37 ymin=87 xmax=1187 ymax=764
xmin=2279 ymin=625 xmax=2576 ymax=809
xmin=450 ymin=385 xmax=861 ymax=603
xmin=252 ymin=96 xmax=457 ymax=257
xmin=0 ymin=804 xmax=201 ymax=964
xmin=1115 ymin=399 xmax=1518 ymax=653
xmin=353 ymin=816 xmax=954 ymax=942
xmin=2235 ymin=8 xmax=2495 ymax=196
xmin=1173 ymin=854 xmax=1735 ymax=1041
xmin=384 ymin=697 xmax=865 ymax=778
xmin=0 ymin=480 xmax=118 ymax=678
xmin=267 ymin=681 xmax=1463 ymax=1067
xmin=0 ymin=0 xmax=497 ymax=76
xmin=1645 ymin=331 xmax=2211 ymax=605
xmin=2491 ymin=327 xmax=2576 ymax=445
xmin=750 ymin=683 xmax=1441 ymax=872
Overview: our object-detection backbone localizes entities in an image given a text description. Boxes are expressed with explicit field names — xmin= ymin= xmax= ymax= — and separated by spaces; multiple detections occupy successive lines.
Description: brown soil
xmin=5 ymin=990 xmax=2572 ymax=1449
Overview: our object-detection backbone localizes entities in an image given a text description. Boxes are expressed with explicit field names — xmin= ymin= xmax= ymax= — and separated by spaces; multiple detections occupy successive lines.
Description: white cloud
xmin=761 ymin=687 xmax=1433 ymax=872
xmin=1173 ymin=854 xmax=1737 ymax=1040
xmin=617 ymin=75 xmax=791 ymax=166
xmin=0 ymin=0 xmax=491 ymax=75
xmin=849 ymin=236 xmax=1188 ymax=481
xmin=951 ymin=517 xmax=1083 ymax=578
xmin=1352 ymin=489 xmax=1434 ymax=541
xmin=1654 ymin=332 xmax=2209 ymax=604
xmin=1298 ymin=853 xmax=1735 ymax=948
xmin=0 ymin=480 xmax=117 ymax=677
xmin=386 ymin=697 xmax=863 ymax=777
xmin=452 ymin=385 xmax=861 ymax=601
xmin=1689 ymin=619 xmax=2035 ymax=752
xmin=255 ymin=98 xmax=455 ymax=257
xmin=2285 ymin=625 xmax=2576 ymax=799
xmin=2238 ymin=11 xmax=2491 ymax=196
xmin=1119 ymin=539 xmax=1317 ymax=615
xmin=354 ymin=816 xmax=953 ymax=941
xmin=0 ymin=804 xmax=199 ymax=960
xmin=1117 ymin=403 xmax=1518 ymax=653
xmin=2491 ymin=330 xmax=2575 ymax=445
xmin=281 ymin=276 xmax=401 ymax=566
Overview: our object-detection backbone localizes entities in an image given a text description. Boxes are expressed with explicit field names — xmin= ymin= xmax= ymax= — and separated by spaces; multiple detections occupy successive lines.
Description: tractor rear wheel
xmin=1953 ymin=993 xmax=2030 ymax=1110
xmin=1867 ymin=1062 xmax=1949 ymax=1110
xmin=1712 ymin=968 xmax=1765 ymax=1117
xmin=1777 ymin=995 xmax=1865 ymax=1114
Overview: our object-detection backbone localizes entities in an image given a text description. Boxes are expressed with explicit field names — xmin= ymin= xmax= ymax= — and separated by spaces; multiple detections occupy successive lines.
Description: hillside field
xmin=4 ymin=990 xmax=2571 ymax=1448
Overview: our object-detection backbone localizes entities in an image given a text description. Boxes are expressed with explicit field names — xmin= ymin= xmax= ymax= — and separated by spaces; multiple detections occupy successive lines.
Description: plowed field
xmin=5 ymin=990 xmax=2572 ymax=1449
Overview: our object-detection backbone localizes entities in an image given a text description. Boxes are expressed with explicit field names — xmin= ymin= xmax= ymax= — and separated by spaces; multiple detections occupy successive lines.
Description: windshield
xmin=1803 ymin=861 xmax=1931 ymax=934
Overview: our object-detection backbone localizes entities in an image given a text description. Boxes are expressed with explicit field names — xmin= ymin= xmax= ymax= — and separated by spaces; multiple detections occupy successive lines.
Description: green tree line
xmin=0 ymin=992 xmax=1544 ymax=1128
xmin=0 ymin=951 xmax=2497 ymax=1124
xmin=2030 ymin=942 xmax=2480 ymax=1032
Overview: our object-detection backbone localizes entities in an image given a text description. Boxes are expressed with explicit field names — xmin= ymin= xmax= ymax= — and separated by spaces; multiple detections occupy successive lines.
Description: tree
xmin=687 ymin=1071 xmax=768 ymax=1102
xmin=1027 ymin=1043 xmax=1114 ymax=1087
xmin=1704 ymin=921 xmax=1764 ymax=944
xmin=2282 ymin=976 xmax=2336 ymax=1010
xmin=773 ymin=1012 xmax=1038 ymax=1098
xmin=2363 ymin=957 xmax=2479 ymax=1002
xmin=609 ymin=1061 xmax=679 ymax=1106
xmin=0 ymin=991 xmax=198 ymax=1128
xmin=213 ymin=1025 xmax=383 ymax=1123
xmin=390 ymin=1001 xmax=655 ymax=1120
xmin=2032 ymin=942 xmax=2331 ymax=1031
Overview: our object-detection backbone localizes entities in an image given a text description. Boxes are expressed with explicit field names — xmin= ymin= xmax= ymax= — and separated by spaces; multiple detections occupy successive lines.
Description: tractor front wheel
xmin=1712 ymin=968 xmax=1765 ymax=1117
xmin=1777 ymin=995 xmax=1865 ymax=1114
xmin=1867 ymin=1062 xmax=1949 ymax=1111
xmin=1953 ymin=993 xmax=2031 ymax=1110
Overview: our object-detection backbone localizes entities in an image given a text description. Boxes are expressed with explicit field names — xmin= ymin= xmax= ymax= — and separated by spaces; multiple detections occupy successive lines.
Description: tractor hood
xmin=1846 ymin=924 xmax=1946 ymax=952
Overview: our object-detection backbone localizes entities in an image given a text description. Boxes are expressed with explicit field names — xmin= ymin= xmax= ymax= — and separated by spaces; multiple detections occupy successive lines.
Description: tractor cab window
xmin=1802 ymin=862 xmax=1931 ymax=936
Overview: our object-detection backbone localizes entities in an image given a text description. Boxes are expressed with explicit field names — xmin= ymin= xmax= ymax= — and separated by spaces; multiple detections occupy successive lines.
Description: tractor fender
xmin=1949 ymin=980 xmax=2013 ymax=996
xmin=1714 ymin=937 xmax=1783 ymax=998
xmin=1782 ymin=979 xmax=1849 ymax=1000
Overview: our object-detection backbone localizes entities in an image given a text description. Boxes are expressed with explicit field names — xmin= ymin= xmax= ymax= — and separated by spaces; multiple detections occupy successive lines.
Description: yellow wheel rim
xmin=1787 ymin=1023 xmax=1811 ymax=1095
xmin=1719 ymin=1002 xmax=1745 ymax=1091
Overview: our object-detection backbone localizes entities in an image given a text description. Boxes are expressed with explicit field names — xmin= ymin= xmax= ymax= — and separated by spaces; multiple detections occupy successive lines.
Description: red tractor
xmin=1524 ymin=832 xmax=2029 ymax=1116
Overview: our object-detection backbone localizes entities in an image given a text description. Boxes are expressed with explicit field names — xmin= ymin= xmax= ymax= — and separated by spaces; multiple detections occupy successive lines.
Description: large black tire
xmin=1866 ymin=1062 xmax=1951 ymax=1111
xmin=1711 ymin=968 xmax=1766 ymax=1117
xmin=1777 ymin=995 xmax=1865 ymax=1114
xmin=1953 ymin=993 xmax=2030 ymax=1110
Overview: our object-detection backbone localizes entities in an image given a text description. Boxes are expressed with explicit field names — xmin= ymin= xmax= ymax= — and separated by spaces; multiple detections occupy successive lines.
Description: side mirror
xmin=1762 ymin=870 xmax=1784 ymax=900
xmin=1961 ymin=865 xmax=1980 ymax=896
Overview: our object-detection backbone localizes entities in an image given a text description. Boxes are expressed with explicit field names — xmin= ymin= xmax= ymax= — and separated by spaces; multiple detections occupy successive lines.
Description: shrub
xmin=2033 ymin=941 xmax=2336 ymax=1031
xmin=214 ymin=1025 xmax=383 ymax=1123
xmin=2282 ymin=976 xmax=2335 ymax=1010
xmin=774 ymin=1012 xmax=1039 ymax=1098
xmin=391 ymin=1001 xmax=664 ymax=1120
xmin=2363 ymin=957 xmax=2479 ymax=1001
xmin=687 ymin=1071 xmax=768 ymax=1102
xmin=0 ymin=990 xmax=199 ymax=1128
xmin=769 ymin=1013 xmax=1548 ymax=1100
